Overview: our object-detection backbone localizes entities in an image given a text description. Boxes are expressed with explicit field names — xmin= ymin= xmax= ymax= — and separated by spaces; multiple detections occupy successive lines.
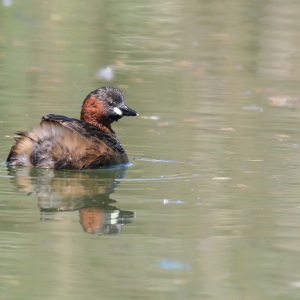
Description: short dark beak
xmin=120 ymin=105 xmax=138 ymax=117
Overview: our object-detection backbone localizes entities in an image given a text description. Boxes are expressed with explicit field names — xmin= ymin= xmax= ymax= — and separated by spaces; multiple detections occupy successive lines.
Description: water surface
xmin=1 ymin=1 xmax=300 ymax=299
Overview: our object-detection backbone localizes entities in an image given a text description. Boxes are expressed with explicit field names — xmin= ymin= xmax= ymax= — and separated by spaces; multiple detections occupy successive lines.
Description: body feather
xmin=7 ymin=115 xmax=128 ymax=169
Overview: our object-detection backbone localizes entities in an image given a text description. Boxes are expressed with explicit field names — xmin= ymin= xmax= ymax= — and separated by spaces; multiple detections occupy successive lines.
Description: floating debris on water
xmin=247 ymin=159 xmax=263 ymax=162
xmin=2 ymin=0 xmax=12 ymax=7
xmin=159 ymin=260 xmax=191 ymax=271
xmin=141 ymin=115 xmax=160 ymax=120
xmin=96 ymin=66 xmax=115 ymax=81
xmin=163 ymin=199 xmax=186 ymax=204
xmin=220 ymin=127 xmax=236 ymax=132
xmin=212 ymin=177 xmax=232 ymax=180
xmin=242 ymin=105 xmax=264 ymax=112
xmin=268 ymin=96 xmax=300 ymax=108
xmin=234 ymin=184 xmax=251 ymax=188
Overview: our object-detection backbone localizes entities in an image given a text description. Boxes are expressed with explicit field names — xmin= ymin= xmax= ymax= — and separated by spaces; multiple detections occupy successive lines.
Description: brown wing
xmin=7 ymin=115 xmax=128 ymax=169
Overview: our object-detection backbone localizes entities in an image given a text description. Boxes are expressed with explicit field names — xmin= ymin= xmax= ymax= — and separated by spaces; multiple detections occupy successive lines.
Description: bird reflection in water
xmin=7 ymin=166 xmax=135 ymax=235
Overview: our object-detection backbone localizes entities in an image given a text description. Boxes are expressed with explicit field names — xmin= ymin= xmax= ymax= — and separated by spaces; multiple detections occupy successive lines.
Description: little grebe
xmin=6 ymin=86 xmax=138 ymax=169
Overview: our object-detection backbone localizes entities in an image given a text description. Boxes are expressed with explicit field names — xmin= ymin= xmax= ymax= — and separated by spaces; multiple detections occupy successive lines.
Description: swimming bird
xmin=6 ymin=86 xmax=137 ymax=169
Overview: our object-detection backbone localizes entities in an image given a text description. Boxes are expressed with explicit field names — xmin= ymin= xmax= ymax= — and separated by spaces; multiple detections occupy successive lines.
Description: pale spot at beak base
xmin=113 ymin=107 xmax=123 ymax=116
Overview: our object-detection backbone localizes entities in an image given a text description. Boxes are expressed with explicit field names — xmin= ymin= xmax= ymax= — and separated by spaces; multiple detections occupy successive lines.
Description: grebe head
xmin=81 ymin=87 xmax=137 ymax=125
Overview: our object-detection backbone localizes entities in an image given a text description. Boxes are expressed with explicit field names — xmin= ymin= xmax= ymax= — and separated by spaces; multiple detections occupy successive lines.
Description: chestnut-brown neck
xmin=80 ymin=96 xmax=115 ymax=137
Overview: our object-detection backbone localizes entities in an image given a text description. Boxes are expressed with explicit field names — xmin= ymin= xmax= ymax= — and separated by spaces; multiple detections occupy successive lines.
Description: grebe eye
xmin=108 ymin=101 xmax=114 ymax=107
